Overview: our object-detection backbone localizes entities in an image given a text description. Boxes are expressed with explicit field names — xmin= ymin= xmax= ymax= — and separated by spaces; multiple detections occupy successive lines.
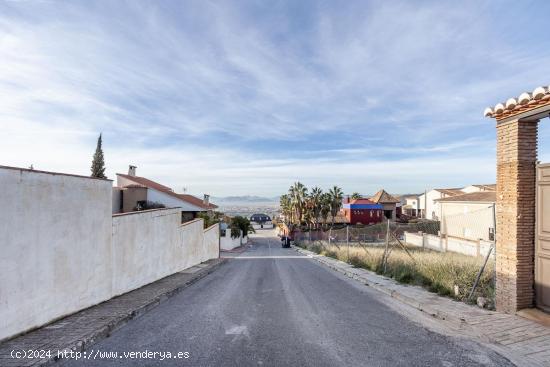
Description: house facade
xmin=437 ymin=191 xmax=496 ymax=242
xmin=369 ymin=189 xmax=400 ymax=220
xmin=113 ymin=166 xmax=217 ymax=222
xmin=402 ymin=195 xmax=420 ymax=217
xmin=250 ymin=213 xmax=273 ymax=229
xmin=418 ymin=188 xmax=463 ymax=220
xmin=343 ymin=198 xmax=384 ymax=225
xmin=419 ymin=185 xmax=496 ymax=221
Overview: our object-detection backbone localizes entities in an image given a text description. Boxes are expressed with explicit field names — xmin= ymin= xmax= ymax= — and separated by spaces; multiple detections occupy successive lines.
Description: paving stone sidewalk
xmin=0 ymin=259 xmax=226 ymax=367
xmin=294 ymin=246 xmax=550 ymax=367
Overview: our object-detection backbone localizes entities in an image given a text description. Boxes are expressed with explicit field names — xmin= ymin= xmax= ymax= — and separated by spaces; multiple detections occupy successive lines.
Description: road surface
xmin=62 ymin=231 xmax=513 ymax=366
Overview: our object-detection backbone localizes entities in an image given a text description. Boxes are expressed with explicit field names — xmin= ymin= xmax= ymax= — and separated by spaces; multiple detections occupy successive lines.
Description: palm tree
xmin=279 ymin=194 xmax=292 ymax=225
xmin=309 ymin=187 xmax=323 ymax=228
xmin=289 ymin=182 xmax=307 ymax=224
xmin=320 ymin=192 xmax=331 ymax=228
xmin=351 ymin=192 xmax=362 ymax=200
xmin=328 ymin=185 xmax=344 ymax=226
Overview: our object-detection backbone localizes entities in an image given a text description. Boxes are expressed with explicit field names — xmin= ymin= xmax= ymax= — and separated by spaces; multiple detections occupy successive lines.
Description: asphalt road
xmin=62 ymin=232 xmax=513 ymax=367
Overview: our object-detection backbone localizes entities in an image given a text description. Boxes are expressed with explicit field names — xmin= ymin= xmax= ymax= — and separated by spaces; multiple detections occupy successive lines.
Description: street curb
xmin=292 ymin=245 xmax=469 ymax=326
xmin=293 ymin=246 xmax=547 ymax=367
xmin=3 ymin=259 xmax=227 ymax=367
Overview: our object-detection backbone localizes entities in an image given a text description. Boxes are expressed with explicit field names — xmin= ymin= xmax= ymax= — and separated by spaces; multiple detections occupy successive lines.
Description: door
xmin=536 ymin=163 xmax=550 ymax=311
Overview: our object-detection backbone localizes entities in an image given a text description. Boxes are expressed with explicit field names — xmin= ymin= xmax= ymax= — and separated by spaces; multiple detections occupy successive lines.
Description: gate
xmin=536 ymin=163 xmax=550 ymax=311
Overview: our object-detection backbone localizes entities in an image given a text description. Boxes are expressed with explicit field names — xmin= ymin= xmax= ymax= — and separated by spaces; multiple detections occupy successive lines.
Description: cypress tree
xmin=91 ymin=133 xmax=107 ymax=179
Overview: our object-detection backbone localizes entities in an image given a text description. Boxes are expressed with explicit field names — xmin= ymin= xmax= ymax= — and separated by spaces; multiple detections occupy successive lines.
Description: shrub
xmin=133 ymin=201 xmax=165 ymax=211
xmin=230 ymin=216 xmax=255 ymax=238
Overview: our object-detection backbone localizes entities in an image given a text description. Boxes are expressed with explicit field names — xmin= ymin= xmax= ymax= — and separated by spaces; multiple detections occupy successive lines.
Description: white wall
xmin=0 ymin=167 xmax=219 ymax=341
xmin=220 ymin=229 xmax=243 ymax=250
xmin=419 ymin=190 xmax=456 ymax=220
xmin=252 ymin=222 xmax=274 ymax=230
xmin=112 ymin=214 xmax=219 ymax=297
xmin=440 ymin=202 xmax=494 ymax=241
xmin=112 ymin=209 xmax=183 ymax=295
xmin=202 ymin=224 xmax=220 ymax=261
xmin=405 ymin=197 xmax=419 ymax=210
xmin=404 ymin=232 xmax=493 ymax=257
xmin=0 ymin=167 xmax=113 ymax=342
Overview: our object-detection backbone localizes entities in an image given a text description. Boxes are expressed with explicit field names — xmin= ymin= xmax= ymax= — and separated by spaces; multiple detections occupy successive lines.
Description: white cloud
xmin=0 ymin=0 xmax=548 ymax=196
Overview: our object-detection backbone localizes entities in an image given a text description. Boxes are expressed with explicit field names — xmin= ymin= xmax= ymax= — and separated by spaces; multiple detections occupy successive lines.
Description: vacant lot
xmin=298 ymin=241 xmax=495 ymax=307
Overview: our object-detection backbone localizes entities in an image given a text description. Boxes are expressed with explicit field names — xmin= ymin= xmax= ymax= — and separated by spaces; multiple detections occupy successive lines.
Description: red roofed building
xmin=113 ymin=165 xmax=217 ymax=222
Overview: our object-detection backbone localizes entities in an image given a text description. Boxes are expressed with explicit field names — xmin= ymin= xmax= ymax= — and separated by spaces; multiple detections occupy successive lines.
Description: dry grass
xmin=300 ymin=241 xmax=494 ymax=306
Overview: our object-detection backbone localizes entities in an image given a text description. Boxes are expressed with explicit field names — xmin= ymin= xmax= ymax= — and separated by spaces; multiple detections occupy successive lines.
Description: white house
xmin=436 ymin=191 xmax=496 ymax=241
xmin=402 ymin=195 xmax=420 ymax=217
xmin=114 ymin=166 xmax=217 ymax=222
xmin=250 ymin=213 xmax=273 ymax=229
xmin=418 ymin=188 xmax=463 ymax=220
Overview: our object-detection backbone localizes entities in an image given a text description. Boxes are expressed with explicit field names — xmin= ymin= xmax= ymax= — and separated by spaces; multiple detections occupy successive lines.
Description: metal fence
xmin=292 ymin=220 xmax=440 ymax=246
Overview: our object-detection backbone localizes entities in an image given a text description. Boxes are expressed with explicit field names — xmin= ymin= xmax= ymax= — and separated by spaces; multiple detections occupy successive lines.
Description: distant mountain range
xmin=211 ymin=195 xmax=279 ymax=204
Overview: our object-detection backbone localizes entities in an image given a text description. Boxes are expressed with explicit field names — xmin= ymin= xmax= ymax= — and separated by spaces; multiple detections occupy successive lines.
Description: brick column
xmin=496 ymin=119 xmax=538 ymax=313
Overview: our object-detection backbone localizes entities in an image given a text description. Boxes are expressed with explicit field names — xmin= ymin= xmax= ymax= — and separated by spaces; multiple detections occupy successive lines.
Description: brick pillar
xmin=496 ymin=119 xmax=538 ymax=313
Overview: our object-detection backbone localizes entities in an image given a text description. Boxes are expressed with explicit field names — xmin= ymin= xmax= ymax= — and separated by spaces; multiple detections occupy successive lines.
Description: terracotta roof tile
xmin=370 ymin=189 xmax=400 ymax=204
xmin=436 ymin=191 xmax=496 ymax=203
xmin=116 ymin=173 xmax=217 ymax=210
xmin=434 ymin=188 xmax=464 ymax=196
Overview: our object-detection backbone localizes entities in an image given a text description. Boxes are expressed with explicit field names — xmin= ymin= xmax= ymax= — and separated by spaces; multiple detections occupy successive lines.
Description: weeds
xmin=297 ymin=241 xmax=494 ymax=307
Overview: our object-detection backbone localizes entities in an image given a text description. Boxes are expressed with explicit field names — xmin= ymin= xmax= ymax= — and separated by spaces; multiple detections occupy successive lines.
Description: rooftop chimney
xmin=203 ymin=194 xmax=210 ymax=206
xmin=128 ymin=165 xmax=137 ymax=176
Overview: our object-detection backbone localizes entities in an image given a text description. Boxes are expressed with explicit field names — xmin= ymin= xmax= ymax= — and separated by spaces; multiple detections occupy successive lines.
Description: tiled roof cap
xmin=484 ymin=85 xmax=550 ymax=119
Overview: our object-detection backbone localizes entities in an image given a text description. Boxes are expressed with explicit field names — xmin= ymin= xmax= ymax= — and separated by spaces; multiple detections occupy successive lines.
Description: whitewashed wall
xmin=112 ymin=214 xmax=218 ymax=296
xmin=252 ymin=222 xmax=274 ymax=229
xmin=112 ymin=208 xmax=183 ymax=295
xmin=404 ymin=232 xmax=493 ymax=257
xmin=0 ymin=167 xmax=113 ymax=342
xmin=440 ymin=202 xmax=494 ymax=241
xmin=202 ymin=224 xmax=220 ymax=261
xmin=220 ymin=230 xmax=242 ymax=250
xmin=0 ymin=167 xmax=219 ymax=341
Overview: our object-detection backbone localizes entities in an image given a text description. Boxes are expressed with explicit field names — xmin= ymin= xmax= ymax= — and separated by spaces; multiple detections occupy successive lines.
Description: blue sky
xmin=1 ymin=0 xmax=550 ymax=197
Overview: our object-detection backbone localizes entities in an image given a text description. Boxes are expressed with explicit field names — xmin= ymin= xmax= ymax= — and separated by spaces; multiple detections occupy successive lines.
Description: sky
xmin=1 ymin=0 xmax=550 ymax=197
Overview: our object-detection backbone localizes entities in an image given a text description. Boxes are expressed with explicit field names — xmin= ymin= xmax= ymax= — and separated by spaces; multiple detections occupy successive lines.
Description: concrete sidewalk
xmin=294 ymin=246 xmax=550 ymax=367
xmin=0 ymin=259 xmax=226 ymax=367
